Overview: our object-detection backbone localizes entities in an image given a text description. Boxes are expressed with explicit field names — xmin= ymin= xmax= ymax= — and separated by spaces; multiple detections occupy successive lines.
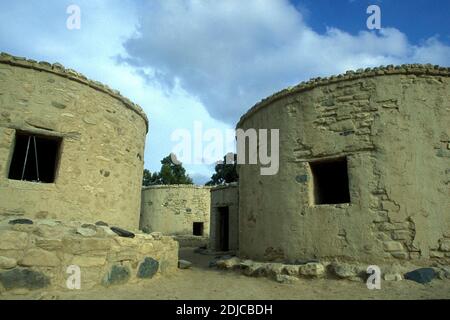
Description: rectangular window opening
xmin=193 ymin=222 xmax=204 ymax=236
xmin=8 ymin=131 xmax=62 ymax=183
xmin=309 ymin=156 xmax=350 ymax=205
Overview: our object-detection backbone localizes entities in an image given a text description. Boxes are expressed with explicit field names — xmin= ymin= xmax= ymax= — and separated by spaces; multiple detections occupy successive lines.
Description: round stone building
xmin=237 ymin=64 xmax=450 ymax=264
xmin=0 ymin=53 xmax=148 ymax=229
xmin=140 ymin=185 xmax=211 ymax=237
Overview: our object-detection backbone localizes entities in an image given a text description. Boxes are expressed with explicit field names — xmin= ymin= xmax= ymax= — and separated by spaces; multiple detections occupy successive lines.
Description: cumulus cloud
xmin=0 ymin=0 xmax=231 ymax=176
xmin=122 ymin=0 xmax=450 ymax=125
xmin=1 ymin=0 xmax=448 ymax=179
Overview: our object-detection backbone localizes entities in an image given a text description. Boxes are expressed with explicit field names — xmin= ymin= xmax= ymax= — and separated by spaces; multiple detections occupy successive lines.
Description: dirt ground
xmin=2 ymin=248 xmax=450 ymax=300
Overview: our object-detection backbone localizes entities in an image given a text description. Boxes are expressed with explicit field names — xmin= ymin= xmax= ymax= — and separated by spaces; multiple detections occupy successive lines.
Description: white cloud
xmin=123 ymin=0 xmax=450 ymax=125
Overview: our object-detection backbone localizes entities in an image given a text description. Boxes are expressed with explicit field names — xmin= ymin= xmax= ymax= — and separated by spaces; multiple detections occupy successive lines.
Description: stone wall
xmin=237 ymin=64 xmax=450 ymax=264
xmin=0 ymin=217 xmax=178 ymax=295
xmin=0 ymin=53 xmax=148 ymax=229
xmin=140 ymin=185 xmax=211 ymax=237
xmin=209 ymin=184 xmax=239 ymax=252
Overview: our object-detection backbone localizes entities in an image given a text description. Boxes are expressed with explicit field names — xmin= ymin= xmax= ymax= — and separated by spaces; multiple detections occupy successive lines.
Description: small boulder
xmin=137 ymin=257 xmax=159 ymax=278
xmin=0 ymin=268 xmax=50 ymax=290
xmin=440 ymin=266 xmax=450 ymax=279
xmin=404 ymin=268 xmax=436 ymax=284
xmin=9 ymin=218 xmax=33 ymax=225
xmin=178 ymin=260 xmax=192 ymax=269
xmin=76 ymin=226 xmax=96 ymax=237
xmin=299 ymin=262 xmax=325 ymax=277
xmin=135 ymin=233 xmax=154 ymax=240
xmin=275 ymin=274 xmax=299 ymax=284
xmin=239 ymin=259 xmax=254 ymax=268
xmin=242 ymin=262 xmax=265 ymax=277
xmin=103 ymin=265 xmax=130 ymax=286
xmin=216 ymin=257 xmax=240 ymax=270
xmin=0 ymin=256 xmax=17 ymax=269
xmin=264 ymin=263 xmax=284 ymax=278
xmin=81 ymin=223 xmax=96 ymax=230
xmin=97 ymin=226 xmax=116 ymax=237
xmin=331 ymin=262 xmax=358 ymax=279
xmin=283 ymin=265 xmax=300 ymax=276
xmin=110 ymin=227 xmax=135 ymax=238
xmin=150 ymin=232 xmax=163 ymax=240
xmin=95 ymin=221 xmax=109 ymax=227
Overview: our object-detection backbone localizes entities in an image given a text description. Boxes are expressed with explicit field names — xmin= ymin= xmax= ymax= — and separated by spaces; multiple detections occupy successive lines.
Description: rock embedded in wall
xmin=0 ymin=268 xmax=50 ymax=290
xmin=103 ymin=265 xmax=131 ymax=286
xmin=137 ymin=257 xmax=159 ymax=279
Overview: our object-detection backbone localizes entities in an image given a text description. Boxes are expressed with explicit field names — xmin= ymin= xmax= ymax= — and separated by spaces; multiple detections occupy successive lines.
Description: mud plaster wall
xmin=0 ymin=54 xmax=148 ymax=229
xmin=237 ymin=65 xmax=450 ymax=264
xmin=209 ymin=184 xmax=239 ymax=252
xmin=140 ymin=185 xmax=211 ymax=236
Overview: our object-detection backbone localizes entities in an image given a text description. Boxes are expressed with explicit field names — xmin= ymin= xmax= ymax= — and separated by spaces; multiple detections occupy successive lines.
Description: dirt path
xmin=2 ymin=248 xmax=450 ymax=300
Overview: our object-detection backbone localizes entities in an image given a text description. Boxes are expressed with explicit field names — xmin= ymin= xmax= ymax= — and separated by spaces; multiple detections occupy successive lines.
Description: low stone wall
xmin=0 ymin=217 xmax=178 ymax=295
xmin=173 ymin=235 xmax=208 ymax=248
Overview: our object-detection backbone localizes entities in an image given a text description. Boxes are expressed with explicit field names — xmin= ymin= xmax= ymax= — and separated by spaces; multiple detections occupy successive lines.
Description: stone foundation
xmin=0 ymin=217 xmax=178 ymax=295
xmin=214 ymin=256 xmax=450 ymax=284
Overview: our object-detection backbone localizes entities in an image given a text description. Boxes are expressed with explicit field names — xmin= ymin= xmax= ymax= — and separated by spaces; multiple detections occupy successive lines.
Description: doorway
xmin=217 ymin=206 xmax=229 ymax=251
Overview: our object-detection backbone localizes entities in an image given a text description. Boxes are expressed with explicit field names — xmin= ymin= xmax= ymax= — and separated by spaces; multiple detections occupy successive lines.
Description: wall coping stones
xmin=236 ymin=63 xmax=450 ymax=128
xmin=0 ymin=52 xmax=149 ymax=132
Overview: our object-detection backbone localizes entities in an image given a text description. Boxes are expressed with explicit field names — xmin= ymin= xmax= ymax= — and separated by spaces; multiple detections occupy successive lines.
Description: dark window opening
xmin=8 ymin=131 xmax=61 ymax=183
xmin=193 ymin=222 xmax=204 ymax=236
xmin=217 ymin=206 xmax=229 ymax=251
xmin=309 ymin=157 xmax=350 ymax=205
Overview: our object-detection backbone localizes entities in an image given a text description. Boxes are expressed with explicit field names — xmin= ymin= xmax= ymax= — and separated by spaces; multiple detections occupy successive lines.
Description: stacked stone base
xmin=0 ymin=217 xmax=178 ymax=295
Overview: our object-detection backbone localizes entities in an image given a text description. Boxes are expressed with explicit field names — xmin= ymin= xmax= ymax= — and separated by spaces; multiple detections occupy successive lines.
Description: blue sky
xmin=293 ymin=0 xmax=450 ymax=45
xmin=0 ymin=0 xmax=449 ymax=184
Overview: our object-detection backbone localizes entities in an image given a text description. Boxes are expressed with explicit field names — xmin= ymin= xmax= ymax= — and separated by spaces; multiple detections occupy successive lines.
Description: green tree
xmin=142 ymin=153 xmax=193 ymax=186
xmin=206 ymin=153 xmax=238 ymax=186
xmin=142 ymin=169 xmax=160 ymax=186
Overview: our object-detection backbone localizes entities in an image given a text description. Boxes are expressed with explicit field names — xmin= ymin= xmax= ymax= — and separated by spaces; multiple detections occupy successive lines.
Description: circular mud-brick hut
xmin=140 ymin=185 xmax=211 ymax=236
xmin=236 ymin=64 xmax=450 ymax=264
xmin=0 ymin=53 xmax=148 ymax=229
